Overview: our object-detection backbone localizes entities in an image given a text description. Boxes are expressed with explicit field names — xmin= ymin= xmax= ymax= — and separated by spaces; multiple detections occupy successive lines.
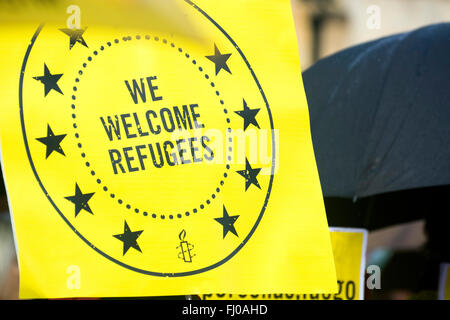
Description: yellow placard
xmin=0 ymin=0 xmax=336 ymax=298
xmin=438 ymin=263 xmax=450 ymax=300
xmin=203 ymin=227 xmax=368 ymax=300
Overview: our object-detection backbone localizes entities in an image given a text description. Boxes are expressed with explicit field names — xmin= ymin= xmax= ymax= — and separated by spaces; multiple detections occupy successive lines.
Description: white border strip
xmin=329 ymin=227 xmax=368 ymax=300
xmin=0 ymin=137 xmax=21 ymax=292
xmin=438 ymin=262 xmax=450 ymax=300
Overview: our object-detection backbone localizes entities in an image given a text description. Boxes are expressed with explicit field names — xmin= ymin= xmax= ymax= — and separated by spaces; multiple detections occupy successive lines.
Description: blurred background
xmin=1 ymin=0 xmax=450 ymax=299
xmin=294 ymin=0 xmax=450 ymax=300
xmin=293 ymin=0 xmax=450 ymax=68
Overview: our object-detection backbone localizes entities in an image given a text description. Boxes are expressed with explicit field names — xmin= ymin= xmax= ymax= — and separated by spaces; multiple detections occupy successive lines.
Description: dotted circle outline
xmin=71 ymin=34 xmax=233 ymax=220
xmin=20 ymin=0 xmax=275 ymax=277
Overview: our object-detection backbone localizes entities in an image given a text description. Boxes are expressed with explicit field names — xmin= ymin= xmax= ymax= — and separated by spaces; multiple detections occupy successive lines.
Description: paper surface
xmin=203 ymin=227 xmax=367 ymax=300
xmin=0 ymin=0 xmax=336 ymax=298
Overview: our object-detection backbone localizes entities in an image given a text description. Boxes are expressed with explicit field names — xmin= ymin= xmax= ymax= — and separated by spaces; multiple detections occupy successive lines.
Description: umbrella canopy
xmin=303 ymin=24 xmax=450 ymax=292
xmin=304 ymin=23 xmax=450 ymax=200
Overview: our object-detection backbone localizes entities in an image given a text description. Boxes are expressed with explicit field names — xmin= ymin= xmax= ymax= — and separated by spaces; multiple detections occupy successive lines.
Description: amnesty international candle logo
xmin=19 ymin=1 xmax=275 ymax=276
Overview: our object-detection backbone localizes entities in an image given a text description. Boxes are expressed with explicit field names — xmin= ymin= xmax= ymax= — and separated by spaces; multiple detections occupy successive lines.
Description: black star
xmin=33 ymin=64 xmax=63 ymax=96
xmin=113 ymin=221 xmax=144 ymax=255
xmin=206 ymin=44 xmax=232 ymax=76
xmin=36 ymin=124 xmax=67 ymax=159
xmin=215 ymin=206 xmax=239 ymax=239
xmin=59 ymin=27 xmax=88 ymax=50
xmin=234 ymin=99 xmax=260 ymax=131
xmin=237 ymin=158 xmax=262 ymax=191
xmin=65 ymin=183 xmax=95 ymax=218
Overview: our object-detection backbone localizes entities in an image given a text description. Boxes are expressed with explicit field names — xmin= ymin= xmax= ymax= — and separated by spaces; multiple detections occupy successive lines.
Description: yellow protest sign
xmin=326 ymin=227 xmax=367 ymax=300
xmin=438 ymin=263 xmax=450 ymax=300
xmin=203 ymin=227 xmax=368 ymax=300
xmin=0 ymin=0 xmax=336 ymax=298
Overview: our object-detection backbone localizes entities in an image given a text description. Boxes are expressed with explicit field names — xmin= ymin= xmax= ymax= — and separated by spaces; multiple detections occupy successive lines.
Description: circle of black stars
xmin=235 ymin=99 xmax=260 ymax=130
xmin=60 ymin=27 xmax=89 ymax=50
xmin=33 ymin=28 xmax=268 ymax=259
xmin=113 ymin=221 xmax=144 ymax=255
xmin=214 ymin=206 xmax=240 ymax=239
xmin=33 ymin=63 xmax=63 ymax=96
xmin=236 ymin=158 xmax=262 ymax=191
xmin=36 ymin=124 xmax=66 ymax=159
xmin=64 ymin=183 xmax=95 ymax=218
xmin=206 ymin=43 xmax=232 ymax=76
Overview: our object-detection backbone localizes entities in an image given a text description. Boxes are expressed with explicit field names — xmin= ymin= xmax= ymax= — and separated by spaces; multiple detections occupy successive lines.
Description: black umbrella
xmin=303 ymin=23 xmax=450 ymax=292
